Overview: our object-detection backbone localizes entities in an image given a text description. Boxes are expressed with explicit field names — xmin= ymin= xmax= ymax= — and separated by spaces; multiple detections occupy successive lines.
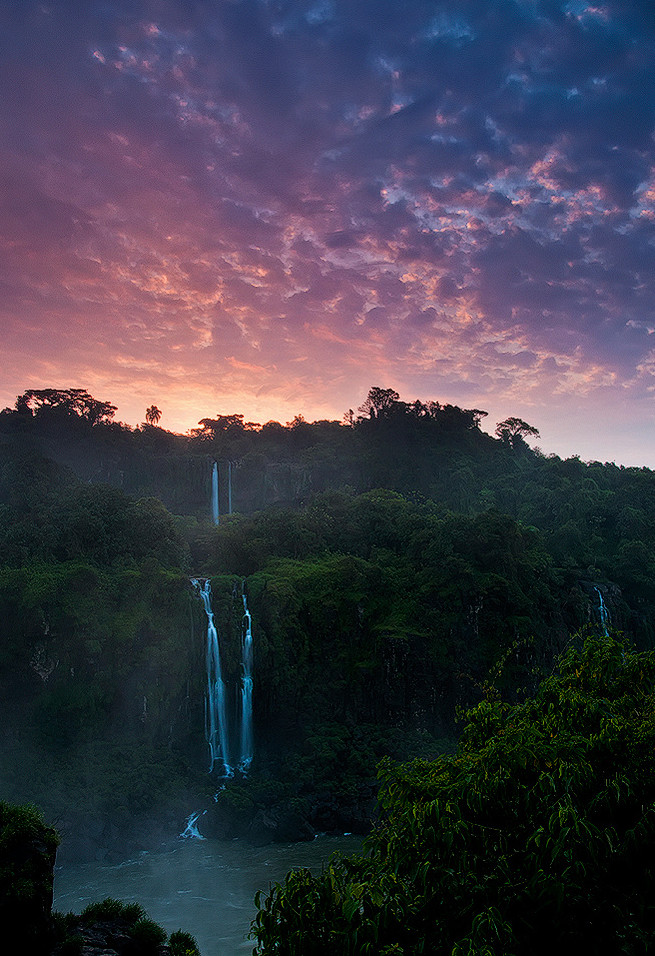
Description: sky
xmin=1 ymin=0 xmax=654 ymax=464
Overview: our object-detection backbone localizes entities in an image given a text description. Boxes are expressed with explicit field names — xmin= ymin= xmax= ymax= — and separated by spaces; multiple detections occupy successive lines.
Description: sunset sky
xmin=1 ymin=1 xmax=654 ymax=463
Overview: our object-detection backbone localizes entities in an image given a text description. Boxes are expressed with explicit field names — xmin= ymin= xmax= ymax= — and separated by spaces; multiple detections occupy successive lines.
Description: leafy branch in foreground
xmin=251 ymin=631 xmax=655 ymax=955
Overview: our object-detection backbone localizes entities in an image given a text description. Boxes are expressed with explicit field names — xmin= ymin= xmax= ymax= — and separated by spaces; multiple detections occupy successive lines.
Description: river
xmin=53 ymin=834 xmax=362 ymax=955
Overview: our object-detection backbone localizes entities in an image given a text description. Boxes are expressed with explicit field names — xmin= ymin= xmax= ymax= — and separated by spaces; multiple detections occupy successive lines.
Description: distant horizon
xmin=2 ymin=2 xmax=654 ymax=470
xmin=4 ymin=380 xmax=654 ymax=471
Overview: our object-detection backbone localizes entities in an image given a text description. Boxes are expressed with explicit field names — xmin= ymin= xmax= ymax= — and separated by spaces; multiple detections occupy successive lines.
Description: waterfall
xmin=595 ymin=586 xmax=610 ymax=636
xmin=191 ymin=575 xmax=254 ymax=778
xmin=180 ymin=810 xmax=206 ymax=840
xmin=239 ymin=584 xmax=254 ymax=771
xmin=192 ymin=578 xmax=232 ymax=775
xmin=228 ymin=460 xmax=233 ymax=515
xmin=211 ymin=462 xmax=219 ymax=525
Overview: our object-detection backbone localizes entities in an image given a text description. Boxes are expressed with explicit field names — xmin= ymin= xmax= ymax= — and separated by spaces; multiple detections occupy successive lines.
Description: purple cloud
xmin=0 ymin=0 xmax=654 ymax=463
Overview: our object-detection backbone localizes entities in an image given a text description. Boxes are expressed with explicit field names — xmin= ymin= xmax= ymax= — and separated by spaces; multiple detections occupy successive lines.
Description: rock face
xmin=0 ymin=802 xmax=59 ymax=955
xmin=247 ymin=805 xmax=316 ymax=845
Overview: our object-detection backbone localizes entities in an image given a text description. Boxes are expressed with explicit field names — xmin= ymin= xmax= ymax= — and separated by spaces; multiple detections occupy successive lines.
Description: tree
xmin=14 ymin=388 xmax=117 ymax=425
xmin=14 ymin=393 xmax=32 ymax=415
xmin=145 ymin=405 xmax=162 ymax=426
xmin=252 ymin=632 xmax=655 ymax=955
xmin=439 ymin=403 xmax=488 ymax=431
xmin=495 ymin=416 xmax=540 ymax=446
xmin=357 ymin=386 xmax=401 ymax=420
xmin=287 ymin=414 xmax=307 ymax=428
xmin=190 ymin=414 xmax=259 ymax=440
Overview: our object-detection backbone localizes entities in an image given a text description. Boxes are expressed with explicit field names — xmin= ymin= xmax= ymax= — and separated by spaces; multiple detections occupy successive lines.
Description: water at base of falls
xmin=54 ymin=835 xmax=363 ymax=956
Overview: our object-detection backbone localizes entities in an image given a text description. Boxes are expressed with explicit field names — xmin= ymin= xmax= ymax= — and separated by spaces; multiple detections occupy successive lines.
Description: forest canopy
xmin=2 ymin=383 xmax=655 ymax=864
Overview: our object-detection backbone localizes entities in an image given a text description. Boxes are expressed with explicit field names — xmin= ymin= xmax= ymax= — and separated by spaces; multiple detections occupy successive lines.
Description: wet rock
xmin=247 ymin=806 xmax=315 ymax=845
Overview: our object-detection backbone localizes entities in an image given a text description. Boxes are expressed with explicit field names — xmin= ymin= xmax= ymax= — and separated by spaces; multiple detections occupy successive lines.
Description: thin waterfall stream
xmin=192 ymin=578 xmax=232 ymax=776
xmin=211 ymin=462 xmax=219 ymax=526
xmin=595 ymin=586 xmax=610 ymax=636
xmin=239 ymin=584 xmax=253 ymax=771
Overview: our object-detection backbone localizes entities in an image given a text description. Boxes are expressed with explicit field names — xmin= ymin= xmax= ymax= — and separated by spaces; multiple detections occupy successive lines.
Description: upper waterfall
xmin=211 ymin=462 xmax=219 ymax=526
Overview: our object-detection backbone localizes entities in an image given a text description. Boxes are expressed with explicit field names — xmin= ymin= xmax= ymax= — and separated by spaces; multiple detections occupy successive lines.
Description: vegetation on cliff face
xmin=251 ymin=632 xmax=655 ymax=955
xmin=0 ymin=446 xmax=206 ymax=858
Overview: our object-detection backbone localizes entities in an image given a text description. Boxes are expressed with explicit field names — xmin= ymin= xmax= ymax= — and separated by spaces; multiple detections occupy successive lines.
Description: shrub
xmin=131 ymin=916 xmax=168 ymax=950
xmin=79 ymin=897 xmax=145 ymax=925
xmin=252 ymin=632 xmax=655 ymax=955
xmin=169 ymin=929 xmax=201 ymax=955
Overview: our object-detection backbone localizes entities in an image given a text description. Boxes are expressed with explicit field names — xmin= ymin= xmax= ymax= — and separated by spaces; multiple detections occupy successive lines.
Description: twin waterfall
xmin=193 ymin=578 xmax=254 ymax=775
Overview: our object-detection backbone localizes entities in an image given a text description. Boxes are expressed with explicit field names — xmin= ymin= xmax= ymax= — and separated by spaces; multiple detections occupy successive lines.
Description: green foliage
xmin=201 ymin=493 xmax=565 ymax=765
xmin=251 ymin=632 xmax=655 ymax=954
xmin=169 ymin=929 xmax=201 ymax=956
xmin=0 ymin=803 xmax=59 ymax=907
xmin=0 ymin=801 xmax=59 ymax=851
xmin=56 ymin=896 xmax=191 ymax=955
xmin=0 ymin=446 xmax=186 ymax=569
xmin=132 ymin=915 xmax=168 ymax=950
xmin=79 ymin=897 xmax=145 ymax=925
xmin=36 ymin=681 xmax=111 ymax=745
xmin=495 ymin=416 xmax=540 ymax=446
xmin=56 ymin=934 xmax=85 ymax=955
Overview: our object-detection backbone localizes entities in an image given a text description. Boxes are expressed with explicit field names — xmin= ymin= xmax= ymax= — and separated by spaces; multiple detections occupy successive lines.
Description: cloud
xmin=0 ymin=0 xmax=654 ymax=462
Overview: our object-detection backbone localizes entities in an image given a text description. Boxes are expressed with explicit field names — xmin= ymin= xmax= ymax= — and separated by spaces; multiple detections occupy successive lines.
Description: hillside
xmin=1 ymin=386 xmax=655 ymax=858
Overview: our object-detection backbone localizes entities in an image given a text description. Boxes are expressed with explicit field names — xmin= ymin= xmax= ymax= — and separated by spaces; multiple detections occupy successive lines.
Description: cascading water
xmin=239 ymin=585 xmax=254 ymax=771
xmin=185 ymin=577 xmax=255 ymax=837
xmin=595 ymin=586 xmax=610 ymax=636
xmin=228 ymin=460 xmax=233 ymax=515
xmin=180 ymin=810 xmax=206 ymax=840
xmin=192 ymin=578 xmax=232 ymax=775
xmin=211 ymin=461 xmax=219 ymax=526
